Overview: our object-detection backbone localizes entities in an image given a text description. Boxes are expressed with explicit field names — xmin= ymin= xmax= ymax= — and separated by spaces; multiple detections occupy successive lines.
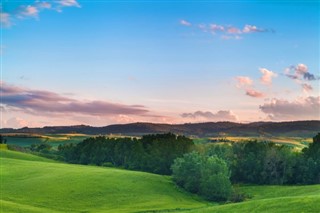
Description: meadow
xmin=194 ymin=136 xmax=312 ymax=150
xmin=1 ymin=147 xmax=320 ymax=213
xmin=0 ymin=149 xmax=207 ymax=213
xmin=2 ymin=134 xmax=91 ymax=147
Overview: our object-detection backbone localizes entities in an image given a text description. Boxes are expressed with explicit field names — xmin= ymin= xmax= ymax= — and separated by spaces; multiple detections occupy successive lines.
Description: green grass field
xmin=0 ymin=150 xmax=208 ymax=213
xmin=184 ymin=185 xmax=320 ymax=213
xmin=2 ymin=134 xmax=90 ymax=148
xmin=1 ymin=150 xmax=320 ymax=213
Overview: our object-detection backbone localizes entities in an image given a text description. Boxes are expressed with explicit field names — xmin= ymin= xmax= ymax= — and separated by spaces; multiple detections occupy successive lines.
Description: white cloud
xmin=57 ymin=0 xmax=81 ymax=8
xmin=295 ymin=63 xmax=308 ymax=75
xmin=210 ymin=24 xmax=224 ymax=32
xmin=180 ymin=19 xmax=191 ymax=26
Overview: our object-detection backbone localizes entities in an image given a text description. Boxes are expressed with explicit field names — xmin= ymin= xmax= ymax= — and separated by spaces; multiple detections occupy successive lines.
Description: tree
xmin=171 ymin=152 xmax=203 ymax=193
xmin=172 ymin=152 xmax=233 ymax=201
xmin=200 ymin=156 xmax=233 ymax=201
xmin=0 ymin=135 xmax=7 ymax=144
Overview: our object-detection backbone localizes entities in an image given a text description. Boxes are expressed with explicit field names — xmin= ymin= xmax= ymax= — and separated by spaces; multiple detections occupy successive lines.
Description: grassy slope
xmin=0 ymin=150 xmax=207 ymax=213
xmin=4 ymin=135 xmax=89 ymax=147
xmin=185 ymin=185 xmax=320 ymax=213
xmin=1 ymin=150 xmax=320 ymax=213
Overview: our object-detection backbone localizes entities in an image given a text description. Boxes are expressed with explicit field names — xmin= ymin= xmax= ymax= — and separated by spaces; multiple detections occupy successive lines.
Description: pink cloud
xmin=0 ymin=12 xmax=11 ymax=27
xmin=260 ymin=96 xmax=320 ymax=120
xmin=236 ymin=76 xmax=253 ymax=88
xmin=260 ymin=68 xmax=277 ymax=85
xmin=18 ymin=6 xmax=39 ymax=18
xmin=302 ymin=83 xmax=313 ymax=93
xmin=1 ymin=82 xmax=149 ymax=117
xmin=180 ymin=19 xmax=191 ymax=26
xmin=1 ymin=1 xmax=80 ymax=28
xmin=180 ymin=21 xmax=272 ymax=40
xmin=246 ymin=89 xmax=265 ymax=98
xmin=181 ymin=110 xmax=238 ymax=121
xmin=210 ymin=24 xmax=224 ymax=32
xmin=227 ymin=27 xmax=242 ymax=34
xmin=6 ymin=117 xmax=29 ymax=129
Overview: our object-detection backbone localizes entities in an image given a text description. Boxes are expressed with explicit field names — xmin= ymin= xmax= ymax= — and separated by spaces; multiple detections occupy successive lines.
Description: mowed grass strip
xmin=0 ymin=151 xmax=207 ymax=213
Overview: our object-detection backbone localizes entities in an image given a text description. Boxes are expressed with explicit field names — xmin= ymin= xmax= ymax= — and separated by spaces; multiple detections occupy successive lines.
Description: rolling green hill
xmin=1 ymin=150 xmax=320 ymax=213
xmin=0 ymin=150 xmax=208 ymax=213
xmin=185 ymin=185 xmax=320 ymax=213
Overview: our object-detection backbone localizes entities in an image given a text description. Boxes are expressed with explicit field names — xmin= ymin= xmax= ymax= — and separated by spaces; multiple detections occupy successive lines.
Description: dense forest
xmin=58 ymin=133 xmax=193 ymax=175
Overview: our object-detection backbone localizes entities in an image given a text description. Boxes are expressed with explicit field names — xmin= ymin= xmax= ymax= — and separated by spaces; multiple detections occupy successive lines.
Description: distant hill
xmin=1 ymin=120 xmax=319 ymax=137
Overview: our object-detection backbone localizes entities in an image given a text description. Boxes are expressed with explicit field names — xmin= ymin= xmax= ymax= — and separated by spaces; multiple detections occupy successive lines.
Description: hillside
xmin=0 ymin=150 xmax=207 ymax=213
xmin=1 ymin=120 xmax=319 ymax=137
xmin=1 ymin=150 xmax=320 ymax=213
xmin=186 ymin=185 xmax=320 ymax=213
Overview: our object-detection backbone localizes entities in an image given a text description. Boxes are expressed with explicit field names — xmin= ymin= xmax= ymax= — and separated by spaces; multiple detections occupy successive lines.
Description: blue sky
xmin=1 ymin=0 xmax=319 ymax=128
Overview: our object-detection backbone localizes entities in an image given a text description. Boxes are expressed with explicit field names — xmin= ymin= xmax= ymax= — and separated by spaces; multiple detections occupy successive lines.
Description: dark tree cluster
xmin=172 ymin=152 xmax=233 ymax=201
xmin=204 ymin=133 xmax=320 ymax=185
xmin=0 ymin=135 xmax=7 ymax=144
xmin=171 ymin=133 xmax=320 ymax=202
xmin=58 ymin=133 xmax=194 ymax=175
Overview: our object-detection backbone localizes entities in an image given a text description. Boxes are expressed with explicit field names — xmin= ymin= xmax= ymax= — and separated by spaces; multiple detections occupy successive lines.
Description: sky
xmin=0 ymin=0 xmax=319 ymax=128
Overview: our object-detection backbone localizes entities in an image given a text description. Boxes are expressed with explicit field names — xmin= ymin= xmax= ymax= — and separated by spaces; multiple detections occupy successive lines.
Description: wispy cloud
xmin=260 ymin=96 xmax=320 ymax=120
xmin=1 ymin=82 xmax=149 ymax=117
xmin=57 ymin=0 xmax=81 ymax=8
xmin=1 ymin=0 xmax=80 ymax=27
xmin=260 ymin=68 xmax=277 ymax=85
xmin=302 ymin=83 xmax=313 ymax=93
xmin=36 ymin=2 xmax=52 ymax=9
xmin=210 ymin=24 xmax=224 ymax=32
xmin=0 ymin=12 xmax=11 ymax=27
xmin=242 ymin=24 xmax=267 ymax=33
xmin=17 ymin=5 xmax=39 ymax=19
xmin=180 ymin=19 xmax=191 ymax=26
xmin=227 ymin=26 xmax=242 ymax=34
xmin=236 ymin=76 xmax=253 ymax=88
xmin=181 ymin=110 xmax=238 ymax=121
xmin=182 ymin=21 xmax=273 ymax=40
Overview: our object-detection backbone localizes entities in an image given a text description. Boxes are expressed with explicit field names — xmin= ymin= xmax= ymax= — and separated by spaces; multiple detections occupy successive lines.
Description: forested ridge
xmin=2 ymin=120 xmax=319 ymax=137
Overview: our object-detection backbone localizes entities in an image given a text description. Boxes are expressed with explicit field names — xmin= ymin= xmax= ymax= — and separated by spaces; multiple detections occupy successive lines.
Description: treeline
xmin=171 ymin=133 xmax=320 ymax=201
xmin=206 ymin=135 xmax=320 ymax=185
xmin=58 ymin=133 xmax=194 ymax=175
